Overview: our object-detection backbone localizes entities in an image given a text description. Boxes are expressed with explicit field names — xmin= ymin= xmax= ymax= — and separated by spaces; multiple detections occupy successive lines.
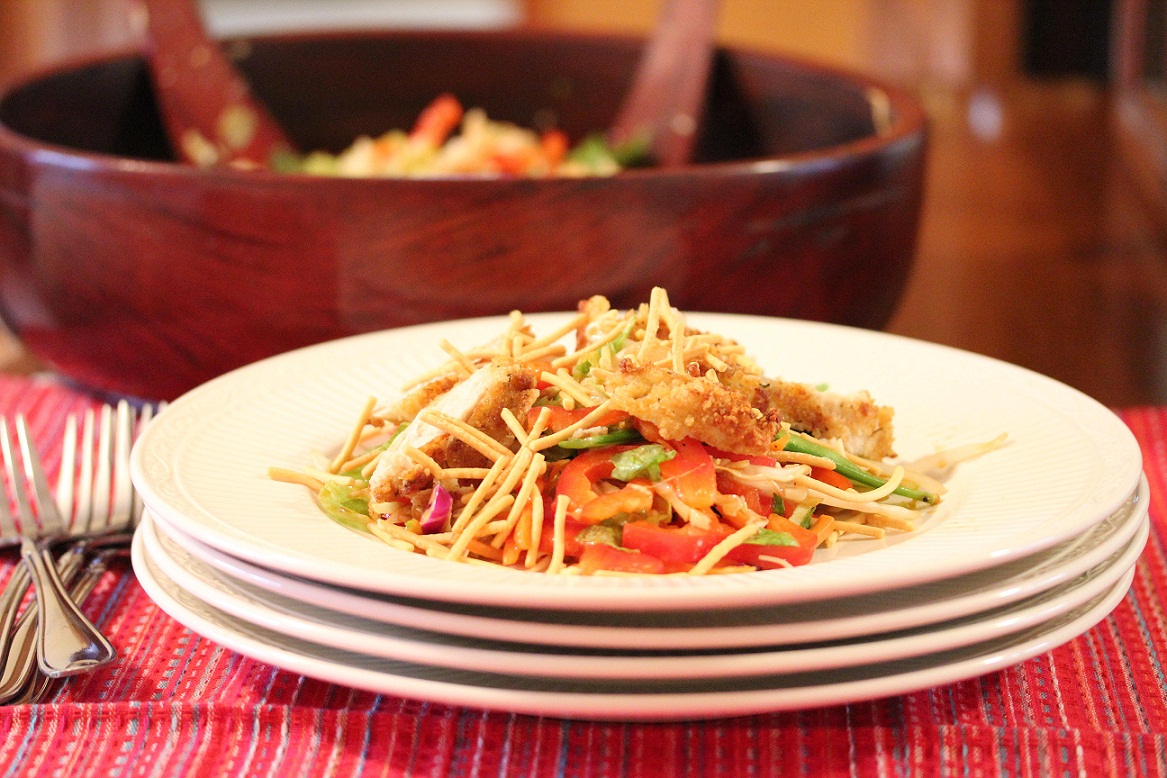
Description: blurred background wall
xmin=0 ymin=0 xmax=1041 ymax=89
xmin=0 ymin=0 xmax=1121 ymax=86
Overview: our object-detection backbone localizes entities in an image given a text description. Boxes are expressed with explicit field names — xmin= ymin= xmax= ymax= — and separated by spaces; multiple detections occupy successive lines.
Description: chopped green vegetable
xmin=771 ymin=493 xmax=786 ymax=517
xmin=572 ymin=319 xmax=635 ymax=381
xmin=339 ymin=436 xmax=398 ymax=478
xmin=601 ymin=513 xmax=655 ymax=528
xmin=270 ymin=150 xmax=308 ymax=173
xmin=556 ymin=428 xmax=642 ymax=449
xmin=567 ymin=133 xmax=617 ymax=170
xmin=612 ymin=135 xmax=653 ymax=167
xmin=782 ymin=434 xmax=939 ymax=504
xmin=610 ymin=444 xmax=677 ymax=482
xmin=744 ymin=528 xmax=798 ymax=547
xmin=576 ymin=524 xmax=623 ymax=547
xmin=789 ymin=503 xmax=815 ymax=529
xmin=541 ymin=446 xmax=576 ymax=462
xmin=317 ymin=481 xmax=371 ymax=531
xmin=609 ymin=319 xmax=634 ymax=353
xmin=568 ymin=133 xmax=650 ymax=171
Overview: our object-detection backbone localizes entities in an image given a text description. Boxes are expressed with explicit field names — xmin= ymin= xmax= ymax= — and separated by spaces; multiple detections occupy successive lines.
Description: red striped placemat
xmin=0 ymin=376 xmax=1163 ymax=777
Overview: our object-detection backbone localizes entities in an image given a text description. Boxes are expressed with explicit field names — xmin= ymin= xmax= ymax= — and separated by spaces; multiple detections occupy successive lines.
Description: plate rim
xmin=139 ymin=510 xmax=1148 ymax=680
xmin=131 ymin=311 xmax=1146 ymax=611
xmin=131 ymin=528 xmax=1137 ymax=721
xmin=148 ymin=475 xmax=1148 ymax=649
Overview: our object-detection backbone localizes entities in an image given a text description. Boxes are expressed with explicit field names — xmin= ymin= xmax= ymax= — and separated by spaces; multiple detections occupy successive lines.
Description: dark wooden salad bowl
xmin=0 ymin=29 xmax=926 ymax=401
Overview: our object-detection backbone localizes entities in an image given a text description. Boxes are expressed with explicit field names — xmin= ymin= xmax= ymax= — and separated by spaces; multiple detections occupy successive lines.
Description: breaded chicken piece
xmin=445 ymin=367 xmax=539 ymax=469
xmin=726 ymin=371 xmax=895 ymax=459
xmin=370 ymin=362 xmax=539 ymax=504
xmin=598 ymin=360 xmax=781 ymax=455
xmin=575 ymin=294 xmax=895 ymax=460
xmin=377 ymin=373 xmax=463 ymax=425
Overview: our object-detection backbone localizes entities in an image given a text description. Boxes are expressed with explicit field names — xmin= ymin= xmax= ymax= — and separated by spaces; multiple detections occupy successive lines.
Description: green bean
xmin=556 ymin=428 xmax=643 ymax=449
xmin=783 ymin=434 xmax=939 ymax=504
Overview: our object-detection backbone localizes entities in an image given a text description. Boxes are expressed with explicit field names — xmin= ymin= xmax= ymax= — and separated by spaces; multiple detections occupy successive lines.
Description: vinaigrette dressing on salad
xmin=270 ymin=288 xmax=1004 ymax=576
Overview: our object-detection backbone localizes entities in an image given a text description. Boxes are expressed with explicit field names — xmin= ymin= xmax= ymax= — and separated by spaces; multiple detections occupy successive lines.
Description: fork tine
xmin=75 ymin=410 xmax=95 ymax=534
xmin=0 ymin=420 xmax=33 ymax=536
xmin=54 ymin=416 xmax=77 ymax=526
xmin=110 ymin=402 xmax=133 ymax=529
xmin=0 ymin=421 xmax=17 ymax=543
xmin=16 ymin=417 xmax=63 ymax=536
xmin=91 ymin=406 xmax=113 ymax=533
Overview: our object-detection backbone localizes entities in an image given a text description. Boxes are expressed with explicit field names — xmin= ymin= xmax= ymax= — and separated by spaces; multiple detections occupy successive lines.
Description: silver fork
xmin=0 ymin=402 xmax=153 ymax=702
xmin=7 ymin=412 xmax=118 ymax=676
xmin=0 ymin=416 xmax=84 ymax=667
xmin=0 ymin=412 xmax=93 ymax=665
xmin=0 ymin=420 xmax=36 ymax=663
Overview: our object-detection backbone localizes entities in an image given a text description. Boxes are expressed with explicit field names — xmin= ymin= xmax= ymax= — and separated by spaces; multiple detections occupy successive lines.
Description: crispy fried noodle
xmin=271 ymin=288 xmax=1006 ymax=576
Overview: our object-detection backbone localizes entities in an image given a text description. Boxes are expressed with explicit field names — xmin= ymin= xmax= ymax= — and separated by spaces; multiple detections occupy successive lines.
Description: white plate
xmin=140 ymin=509 xmax=1148 ymax=681
xmin=132 ymin=530 xmax=1137 ymax=721
xmin=130 ymin=312 xmax=1144 ymax=611
xmin=149 ymin=476 xmax=1148 ymax=649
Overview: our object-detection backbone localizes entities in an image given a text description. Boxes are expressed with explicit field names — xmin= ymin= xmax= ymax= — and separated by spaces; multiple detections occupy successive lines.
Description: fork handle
xmin=0 ymin=548 xmax=106 ymax=703
xmin=0 ymin=597 xmax=37 ymax=703
xmin=0 ymin=563 xmax=30 ymax=659
xmin=20 ymin=538 xmax=116 ymax=677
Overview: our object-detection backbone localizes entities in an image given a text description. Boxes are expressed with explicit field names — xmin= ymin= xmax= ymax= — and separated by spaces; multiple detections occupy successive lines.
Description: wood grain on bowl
xmin=0 ymin=30 xmax=925 ymax=401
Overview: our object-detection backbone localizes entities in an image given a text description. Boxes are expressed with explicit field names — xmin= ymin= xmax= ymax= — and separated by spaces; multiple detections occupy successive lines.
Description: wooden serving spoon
xmin=607 ymin=0 xmax=722 ymax=167
xmin=131 ymin=0 xmax=297 ymax=168
xmin=132 ymin=0 xmax=717 ymax=170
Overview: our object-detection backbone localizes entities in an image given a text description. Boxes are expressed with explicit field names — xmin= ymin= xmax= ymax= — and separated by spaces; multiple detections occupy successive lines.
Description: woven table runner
xmin=0 ymin=375 xmax=1164 ymax=777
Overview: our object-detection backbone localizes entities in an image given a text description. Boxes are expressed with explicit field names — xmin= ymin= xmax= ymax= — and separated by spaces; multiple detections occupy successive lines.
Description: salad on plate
xmin=271 ymin=288 xmax=1003 ymax=576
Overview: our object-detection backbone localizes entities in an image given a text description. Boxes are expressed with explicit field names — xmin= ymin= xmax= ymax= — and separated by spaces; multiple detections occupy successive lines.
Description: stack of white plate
xmin=129 ymin=313 xmax=1148 ymax=722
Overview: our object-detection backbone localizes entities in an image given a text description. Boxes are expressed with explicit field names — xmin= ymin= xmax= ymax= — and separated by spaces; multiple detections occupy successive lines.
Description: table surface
xmin=0 ymin=374 xmax=1164 ymax=777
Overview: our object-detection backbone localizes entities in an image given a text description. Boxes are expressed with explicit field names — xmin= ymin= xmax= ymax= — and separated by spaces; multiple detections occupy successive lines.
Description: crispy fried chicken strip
xmin=598 ymin=360 xmax=781 ymax=455
xmin=724 ymin=371 xmax=895 ymax=459
xmin=369 ymin=362 xmax=539 ymax=504
xmin=376 ymin=373 xmax=463 ymax=425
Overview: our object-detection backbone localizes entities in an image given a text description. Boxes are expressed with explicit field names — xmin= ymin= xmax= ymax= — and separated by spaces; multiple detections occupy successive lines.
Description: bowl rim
xmin=0 ymin=26 xmax=927 ymax=184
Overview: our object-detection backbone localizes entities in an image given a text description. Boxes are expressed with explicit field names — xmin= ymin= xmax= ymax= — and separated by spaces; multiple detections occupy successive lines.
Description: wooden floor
xmin=0 ymin=43 xmax=1163 ymax=408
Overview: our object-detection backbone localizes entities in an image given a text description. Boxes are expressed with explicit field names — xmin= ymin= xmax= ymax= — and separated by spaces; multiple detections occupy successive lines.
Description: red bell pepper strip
xmin=620 ymin=520 xmax=731 ymax=564
xmin=577 ymin=543 xmax=666 ymax=575
xmin=810 ymin=466 xmax=853 ymax=492
xmin=656 ymin=437 xmax=718 ymax=509
xmin=716 ymin=471 xmax=793 ymax=518
xmin=527 ymin=406 xmax=630 ymax=434
xmin=541 ymin=129 xmax=570 ymax=167
xmin=410 ymin=94 xmax=463 ymax=146
xmin=724 ymin=539 xmax=815 ymax=568
xmin=490 ymin=149 xmax=539 ymax=175
xmin=727 ymin=515 xmax=819 ymax=568
xmin=537 ymin=515 xmax=588 ymax=558
xmin=554 ymin=445 xmax=638 ymax=521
